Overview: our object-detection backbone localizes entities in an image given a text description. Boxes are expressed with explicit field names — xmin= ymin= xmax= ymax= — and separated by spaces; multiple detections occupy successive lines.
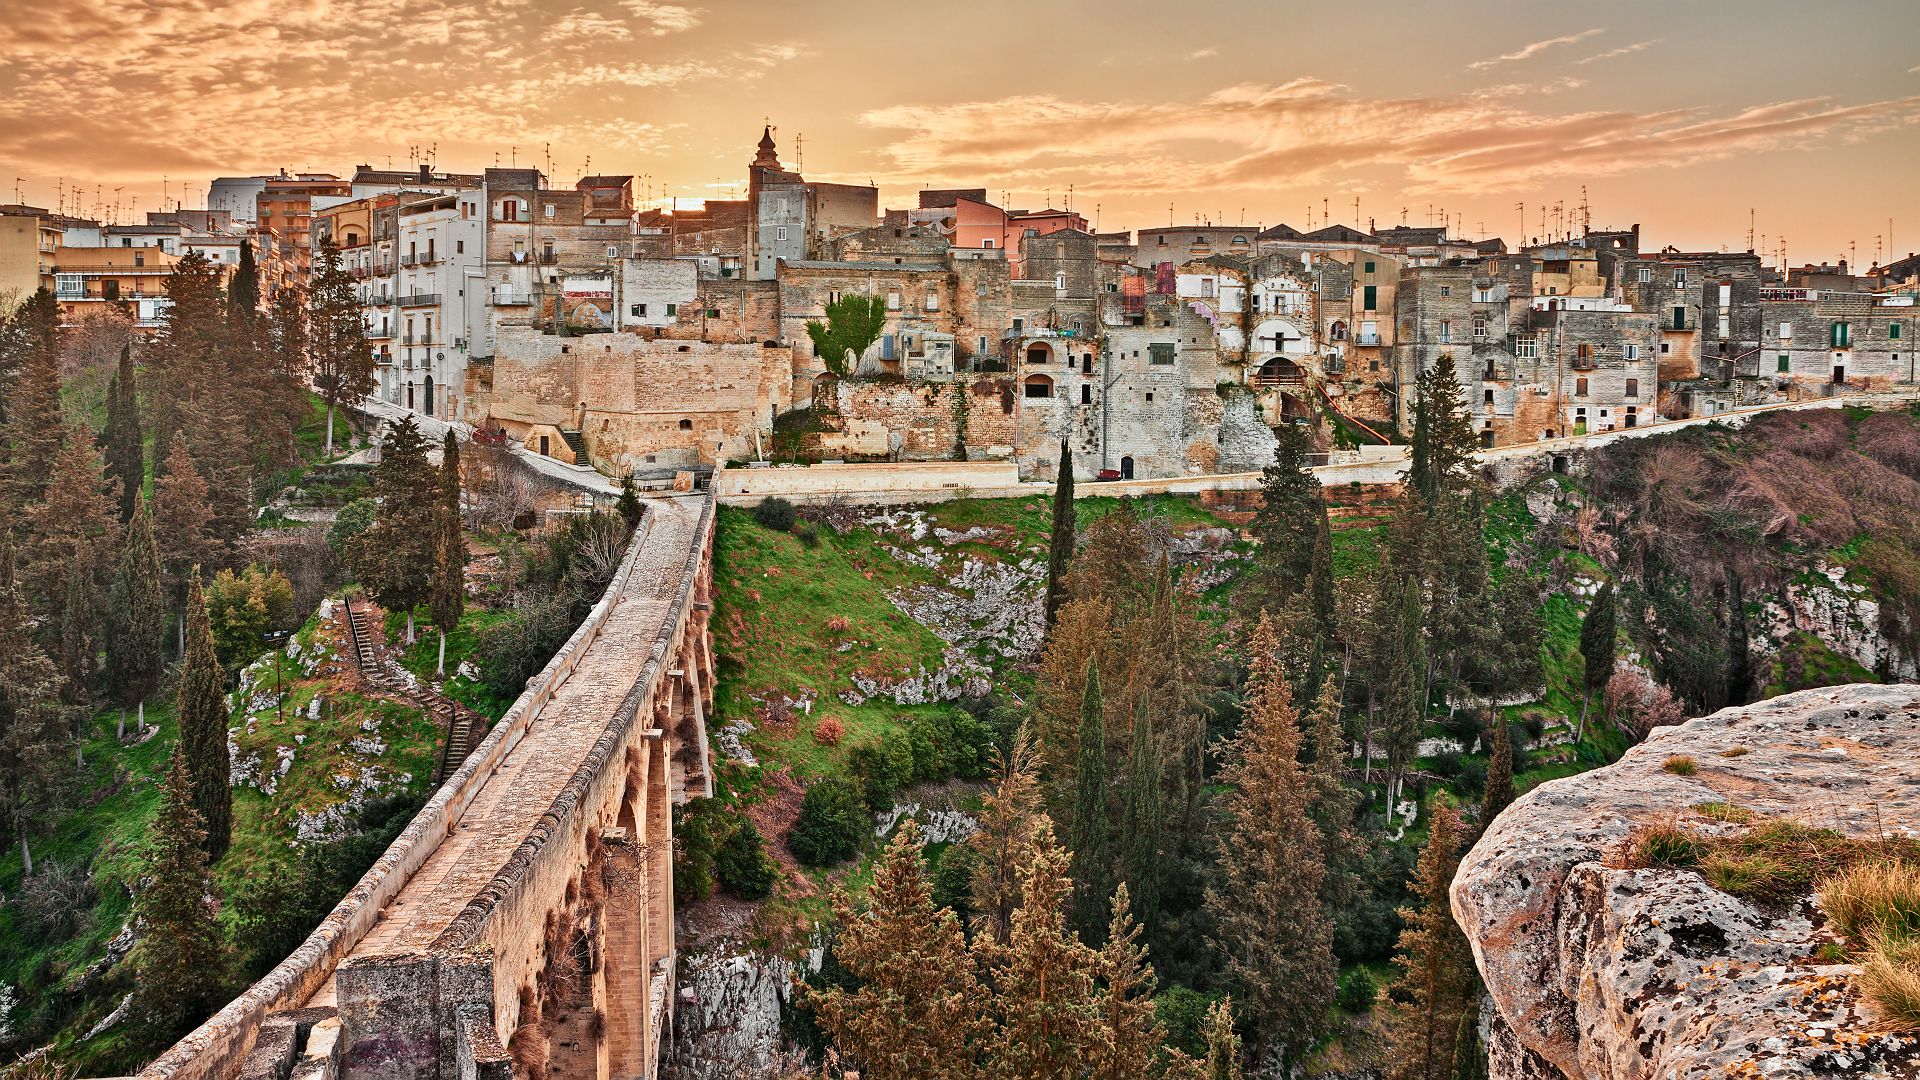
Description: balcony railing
xmin=1356 ymin=334 xmax=1382 ymax=346
xmin=418 ymin=253 xmax=441 ymax=266
xmin=494 ymin=289 xmax=533 ymax=306
xmin=401 ymin=254 xmax=418 ymax=267
xmin=397 ymin=293 xmax=442 ymax=308
xmin=538 ymin=252 xmax=558 ymax=265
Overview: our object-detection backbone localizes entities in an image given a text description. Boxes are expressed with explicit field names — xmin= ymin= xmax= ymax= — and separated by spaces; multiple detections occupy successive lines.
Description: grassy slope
xmin=0 ymin=605 xmax=440 ymax=1072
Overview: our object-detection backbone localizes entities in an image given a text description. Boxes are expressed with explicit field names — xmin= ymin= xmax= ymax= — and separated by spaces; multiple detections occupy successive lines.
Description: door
xmin=1120 ymin=456 xmax=1135 ymax=480
xmin=423 ymin=375 xmax=435 ymax=417
xmin=540 ymin=435 xmax=550 ymax=457
xmin=1833 ymin=365 xmax=1846 ymax=385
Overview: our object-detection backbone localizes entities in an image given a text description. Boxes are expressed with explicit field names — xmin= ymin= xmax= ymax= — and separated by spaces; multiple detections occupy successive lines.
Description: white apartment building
xmin=384 ymin=191 xmax=485 ymax=420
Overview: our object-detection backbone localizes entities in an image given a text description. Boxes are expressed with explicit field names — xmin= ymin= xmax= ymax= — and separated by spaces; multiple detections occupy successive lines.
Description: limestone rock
xmin=1455 ymin=683 xmax=1920 ymax=1079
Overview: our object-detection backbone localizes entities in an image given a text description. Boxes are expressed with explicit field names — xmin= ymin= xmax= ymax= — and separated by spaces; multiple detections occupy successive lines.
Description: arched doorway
xmin=1023 ymin=374 xmax=1054 ymax=399
xmin=423 ymin=374 xmax=435 ymax=417
xmin=1025 ymin=343 xmax=1050 ymax=366
xmin=1119 ymin=456 xmax=1135 ymax=479
xmin=406 ymin=382 xmax=415 ymax=410
xmin=1256 ymin=357 xmax=1304 ymax=389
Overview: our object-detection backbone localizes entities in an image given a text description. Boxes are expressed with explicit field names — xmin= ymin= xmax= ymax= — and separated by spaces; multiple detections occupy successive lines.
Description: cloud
xmin=1187 ymin=48 xmax=1219 ymax=60
xmin=1468 ymin=28 xmax=1604 ymax=71
xmin=1578 ymin=39 xmax=1660 ymax=65
xmin=859 ymin=79 xmax=1920 ymax=198
xmin=619 ymin=1 xmax=702 ymax=35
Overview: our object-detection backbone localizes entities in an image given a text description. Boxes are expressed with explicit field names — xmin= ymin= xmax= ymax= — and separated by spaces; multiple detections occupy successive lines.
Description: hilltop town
xmin=8 ymin=128 xmax=1917 ymax=487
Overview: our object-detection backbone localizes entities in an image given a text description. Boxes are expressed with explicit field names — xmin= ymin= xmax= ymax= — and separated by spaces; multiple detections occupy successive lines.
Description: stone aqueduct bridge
xmin=139 ymin=493 xmax=719 ymax=1080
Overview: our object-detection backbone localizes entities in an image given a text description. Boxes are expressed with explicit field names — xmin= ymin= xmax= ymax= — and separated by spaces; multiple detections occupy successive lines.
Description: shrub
xmin=206 ymin=564 xmax=299 ymax=670
xmin=1336 ymin=967 xmax=1380 ymax=1013
xmin=1154 ymin=986 xmax=1222 ymax=1058
xmin=1662 ymin=755 xmax=1697 ymax=776
xmin=849 ymin=733 xmax=915 ymax=810
xmin=1860 ymin=936 xmax=1920 ymax=1029
xmin=794 ymin=520 xmax=820 ymax=548
xmin=715 ymin=820 xmax=779 ymax=900
xmin=672 ymin=801 xmax=721 ymax=904
xmin=1456 ymin=757 xmax=1488 ymax=793
xmin=327 ymin=498 xmax=376 ymax=558
xmin=931 ymin=843 xmax=977 ymax=923
xmin=788 ymin=779 xmax=868 ymax=866
xmin=1444 ymin=708 xmax=1484 ymax=752
xmin=753 ymin=497 xmax=797 ymax=532
xmin=20 ymin=861 xmax=96 ymax=942
xmin=812 ymin=716 xmax=845 ymax=746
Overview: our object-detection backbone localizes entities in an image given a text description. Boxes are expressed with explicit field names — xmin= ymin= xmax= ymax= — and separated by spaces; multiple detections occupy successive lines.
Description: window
xmin=665 ymin=304 xmax=677 ymax=316
xmin=1832 ymin=322 xmax=1851 ymax=347
xmin=1892 ymin=323 xmax=1903 ymax=340
xmin=1673 ymin=269 xmax=1687 ymax=288
xmin=1330 ymin=320 xmax=1348 ymax=341
xmin=1778 ymin=354 xmax=1791 ymax=372
xmin=1780 ymin=321 xmax=1793 ymax=340
xmin=775 ymin=226 xmax=788 ymax=241
xmin=1719 ymin=283 xmax=1732 ymax=306
xmin=1439 ymin=285 xmax=1451 ymax=297
xmin=1718 ymin=315 xmax=1730 ymax=339
xmin=543 ymin=204 xmax=555 ymax=219
xmin=1577 ymin=343 xmax=1595 ymax=361
xmin=1363 ymin=261 xmax=1376 ymax=274
xmin=1625 ymin=378 xmax=1639 ymax=398
xmin=1672 ymin=306 xmax=1686 ymax=330
xmin=926 ymin=289 xmax=939 ymax=311
xmin=1637 ymin=266 xmax=1652 ymax=284
xmin=1362 ymin=285 xmax=1377 ymax=310
xmin=1023 ymin=374 xmax=1053 ymax=398
xmin=456 ymin=240 xmax=464 ymax=254
xmin=1439 ymin=320 xmax=1452 ymax=343
xmin=1200 ymin=278 xmax=1216 ymax=297
xmin=881 ymin=334 xmax=896 ymax=360
xmin=1056 ymin=274 xmax=1066 ymax=291
xmin=1661 ymin=342 xmax=1672 ymax=355
xmin=1081 ymin=384 xmax=1092 ymax=404
xmin=496 ymin=198 xmax=525 ymax=221
xmin=706 ymin=308 xmax=719 ymax=318
xmin=678 ymin=419 xmax=692 ymax=431
xmin=1473 ymin=316 xmax=1488 ymax=339
xmin=1515 ymin=337 xmax=1539 ymax=359
xmin=1148 ymin=343 xmax=1176 ymax=365
xmin=983 ymin=238 xmax=994 ymax=249
xmin=887 ymin=291 xmax=901 ymax=310
xmin=631 ymin=304 xmax=645 ymax=317
xmin=1484 ymin=388 xmax=1494 ymax=403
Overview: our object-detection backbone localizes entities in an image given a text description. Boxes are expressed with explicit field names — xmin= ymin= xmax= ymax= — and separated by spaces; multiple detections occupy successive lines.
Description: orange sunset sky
xmin=2 ymin=0 xmax=1916 ymax=263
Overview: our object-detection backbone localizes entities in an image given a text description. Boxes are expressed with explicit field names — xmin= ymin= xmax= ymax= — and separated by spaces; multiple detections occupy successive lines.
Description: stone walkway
xmin=304 ymin=496 xmax=704 ymax=1009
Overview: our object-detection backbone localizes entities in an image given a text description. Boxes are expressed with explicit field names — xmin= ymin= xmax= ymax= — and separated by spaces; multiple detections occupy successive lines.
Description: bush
xmin=788 ymin=779 xmax=868 ymax=866
xmin=715 ymin=820 xmax=779 ymax=900
xmin=673 ymin=801 xmax=721 ymax=905
xmin=931 ymin=842 xmax=977 ymax=923
xmin=753 ymin=497 xmax=797 ymax=532
xmin=327 ymin=498 xmax=376 ymax=558
xmin=794 ymin=520 xmax=820 ymax=548
xmin=20 ymin=861 xmax=96 ymax=942
xmin=1456 ymin=756 xmax=1488 ymax=793
xmin=1154 ymin=986 xmax=1222 ymax=1058
xmin=1337 ymin=967 xmax=1380 ymax=1013
xmin=1444 ymin=708 xmax=1484 ymax=752
xmin=206 ymin=564 xmax=299 ymax=670
xmin=849 ymin=733 xmax=915 ymax=811
xmin=812 ymin=716 xmax=845 ymax=746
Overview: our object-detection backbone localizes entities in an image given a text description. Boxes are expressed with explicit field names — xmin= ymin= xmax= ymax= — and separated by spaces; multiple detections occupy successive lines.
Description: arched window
xmin=678 ymin=418 xmax=693 ymax=430
xmin=1331 ymin=320 xmax=1348 ymax=341
xmin=1023 ymin=374 xmax=1054 ymax=399
xmin=1025 ymin=343 xmax=1049 ymax=366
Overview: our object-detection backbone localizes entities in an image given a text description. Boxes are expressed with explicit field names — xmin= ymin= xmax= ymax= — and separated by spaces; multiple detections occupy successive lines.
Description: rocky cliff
xmin=1454 ymin=683 xmax=1920 ymax=1079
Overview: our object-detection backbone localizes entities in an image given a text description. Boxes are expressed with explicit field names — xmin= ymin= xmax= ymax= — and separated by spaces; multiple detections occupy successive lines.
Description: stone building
xmin=775 ymin=260 xmax=961 ymax=381
xmin=1760 ymin=289 xmax=1915 ymax=390
xmin=746 ymin=128 xmax=878 ymax=280
xmin=480 ymin=168 xmax=633 ymax=350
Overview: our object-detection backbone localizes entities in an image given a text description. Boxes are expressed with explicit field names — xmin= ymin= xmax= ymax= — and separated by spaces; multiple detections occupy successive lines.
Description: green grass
xmin=1763 ymin=630 xmax=1877 ymax=698
xmin=1330 ymin=524 xmax=1385 ymax=579
xmin=391 ymin=606 xmax=518 ymax=719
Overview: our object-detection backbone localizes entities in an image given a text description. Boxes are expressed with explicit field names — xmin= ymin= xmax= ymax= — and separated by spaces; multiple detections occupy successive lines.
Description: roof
xmin=1304 ymin=224 xmax=1372 ymax=243
xmin=1257 ymin=223 xmax=1303 ymax=240
xmin=578 ymin=175 xmax=634 ymax=187
xmin=782 ymin=260 xmax=947 ymax=272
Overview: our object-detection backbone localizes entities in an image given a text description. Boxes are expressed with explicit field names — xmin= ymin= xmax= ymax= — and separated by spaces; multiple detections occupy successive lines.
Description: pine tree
xmin=1381 ymin=804 xmax=1481 ymax=1080
xmin=1303 ymin=673 xmax=1362 ymax=922
xmin=153 ymin=433 xmax=220 ymax=609
xmin=349 ymin=417 xmax=436 ymax=641
xmin=266 ymin=284 xmax=312 ymax=443
xmin=1119 ymin=692 xmax=1163 ymax=938
xmin=101 ymin=344 xmax=144 ymax=523
xmin=1091 ymin=885 xmax=1196 ymax=1080
xmin=307 ymin=242 xmax=375 ymax=456
xmin=1249 ymin=422 xmax=1324 ymax=610
xmin=1577 ymin=579 xmax=1617 ymax=742
xmin=134 ymin=751 xmax=225 ymax=1041
xmin=811 ymin=820 xmax=989 ymax=1080
xmin=1044 ymin=439 xmax=1076 ymax=628
xmin=615 ymin=472 xmax=642 ymax=528
xmin=106 ymin=498 xmax=167 ymax=740
xmin=969 ymin=725 xmax=1047 ymax=946
xmin=24 ymin=430 xmax=121 ymax=679
xmin=981 ymin=822 xmax=1101 ymax=1079
xmin=1200 ymin=998 xmax=1244 ymax=1080
xmin=0 ymin=289 xmax=65 ymax=509
xmin=1422 ymin=354 xmax=1479 ymax=501
xmin=1068 ymin=658 xmax=1114 ymax=943
xmin=0 ymin=542 xmax=78 ymax=876
xmin=1206 ymin=613 xmax=1336 ymax=1064
xmin=1482 ymin=712 xmax=1515 ymax=827
xmin=429 ymin=432 xmax=466 ymax=675
xmin=176 ymin=573 xmax=231 ymax=862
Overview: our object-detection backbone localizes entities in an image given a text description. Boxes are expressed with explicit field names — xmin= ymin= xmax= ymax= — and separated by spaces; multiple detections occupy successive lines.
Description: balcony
xmin=418 ymin=252 xmax=441 ymax=266
xmin=401 ymin=254 xmax=417 ymax=267
xmin=494 ymin=289 xmax=533 ymax=306
xmin=1356 ymin=334 xmax=1382 ymax=347
xmin=397 ymin=293 xmax=442 ymax=308
xmin=539 ymin=251 xmax=558 ymax=265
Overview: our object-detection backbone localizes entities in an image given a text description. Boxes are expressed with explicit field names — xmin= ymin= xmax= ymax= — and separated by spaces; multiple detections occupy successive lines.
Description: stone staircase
xmin=341 ymin=595 xmax=493 ymax=787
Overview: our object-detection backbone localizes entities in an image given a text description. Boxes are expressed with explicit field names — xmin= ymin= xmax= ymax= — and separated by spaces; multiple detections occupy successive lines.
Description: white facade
xmin=618 ymin=257 xmax=700 ymax=330
xmin=382 ymin=191 xmax=485 ymax=421
xmin=208 ymin=177 xmax=270 ymax=224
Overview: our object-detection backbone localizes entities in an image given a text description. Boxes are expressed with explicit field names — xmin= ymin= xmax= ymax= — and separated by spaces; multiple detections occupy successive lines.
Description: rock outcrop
xmin=1455 ymin=683 xmax=1920 ymax=1079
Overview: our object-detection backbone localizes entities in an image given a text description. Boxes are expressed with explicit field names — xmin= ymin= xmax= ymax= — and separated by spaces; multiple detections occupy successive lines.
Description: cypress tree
xmin=1044 ymin=439 xmax=1076 ymax=627
xmin=1090 ymin=884 xmax=1186 ymax=1080
xmin=429 ymin=431 xmax=467 ymax=675
xmin=1119 ymin=692 xmax=1162 ymax=938
xmin=228 ymin=236 xmax=260 ymax=325
xmin=1381 ymin=804 xmax=1481 ymax=1080
xmin=1068 ymin=658 xmax=1114 ymax=942
xmin=1422 ymin=354 xmax=1479 ymax=501
xmin=153 ymin=434 xmax=219 ymax=602
xmin=1249 ymin=422 xmax=1324 ymax=609
xmin=616 ymin=472 xmax=642 ymax=528
xmin=1377 ymin=571 xmax=1427 ymax=825
xmin=811 ymin=820 xmax=989 ymax=1080
xmin=1577 ymin=580 xmax=1617 ymax=742
xmin=1405 ymin=367 xmax=1432 ymax=503
xmin=134 ymin=751 xmax=224 ymax=1041
xmin=350 ymin=417 xmax=436 ymax=642
xmin=102 ymin=344 xmax=144 ymax=523
xmin=176 ymin=572 xmax=231 ymax=862
xmin=1206 ymin=613 xmax=1336 ymax=1064
xmin=146 ymin=250 xmax=227 ymax=480
xmin=1482 ymin=713 xmax=1515 ymax=827
xmin=107 ymin=498 xmax=167 ymax=740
